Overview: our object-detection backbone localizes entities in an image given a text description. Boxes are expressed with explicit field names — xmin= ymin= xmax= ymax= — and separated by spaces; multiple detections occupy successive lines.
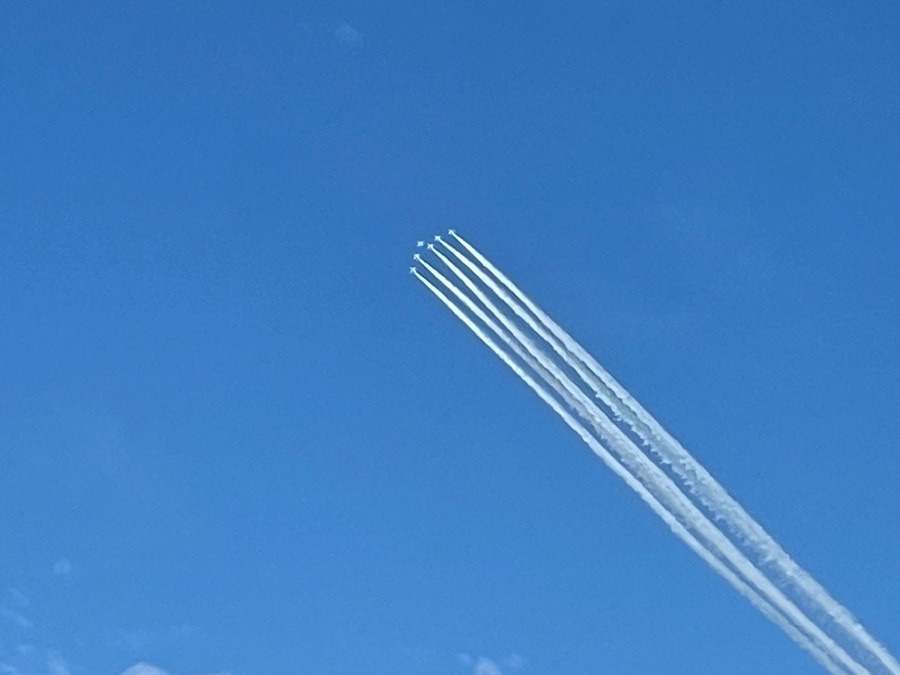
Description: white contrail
xmin=446 ymin=231 xmax=900 ymax=675
xmin=416 ymin=256 xmax=865 ymax=674
xmin=438 ymin=236 xmax=629 ymax=421
xmin=413 ymin=268 xmax=846 ymax=674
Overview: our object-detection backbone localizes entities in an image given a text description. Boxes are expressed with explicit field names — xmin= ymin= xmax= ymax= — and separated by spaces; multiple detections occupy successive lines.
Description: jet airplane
xmin=409 ymin=266 xmax=417 ymax=274
xmin=416 ymin=241 xmax=425 ymax=247
xmin=448 ymin=229 xmax=456 ymax=235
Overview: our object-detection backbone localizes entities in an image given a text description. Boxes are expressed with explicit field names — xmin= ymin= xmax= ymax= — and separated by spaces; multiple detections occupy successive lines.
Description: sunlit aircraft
xmin=433 ymin=235 xmax=443 ymax=242
xmin=448 ymin=229 xmax=456 ymax=235
xmin=409 ymin=266 xmax=417 ymax=274
xmin=426 ymin=243 xmax=437 ymax=252
xmin=416 ymin=241 xmax=425 ymax=247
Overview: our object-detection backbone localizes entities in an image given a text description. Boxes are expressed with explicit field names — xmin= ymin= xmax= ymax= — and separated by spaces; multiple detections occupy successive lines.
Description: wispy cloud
xmin=115 ymin=627 xmax=155 ymax=651
xmin=52 ymin=559 xmax=72 ymax=577
xmin=0 ymin=648 xmax=70 ymax=675
xmin=0 ymin=608 xmax=32 ymax=631
xmin=113 ymin=622 xmax=194 ymax=652
xmin=46 ymin=653 xmax=71 ymax=675
xmin=1 ymin=589 xmax=32 ymax=630
xmin=2 ymin=577 xmax=224 ymax=675
xmin=120 ymin=665 xmax=170 ymax=675
xmin=334 ymin=23 xmax=362 ymax=47
xmin=119 ymin=666 xmax=229 ymax=675
xmin=474 ymin=658 xmax=503 ymax=675
xmin=0 ymin=591 xmax=69 ymax=675
xmin=457 ymin=653 xmax=526 ymax=675
xmin=6 ymin=590 xmax=28 ymax=608
xmin=503 ymin=654 xmax=526 ymax=670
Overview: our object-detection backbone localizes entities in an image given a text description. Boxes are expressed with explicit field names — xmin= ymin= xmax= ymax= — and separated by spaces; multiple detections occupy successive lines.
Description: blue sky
xmin=1 ymin=3 xmax=898 ymax=673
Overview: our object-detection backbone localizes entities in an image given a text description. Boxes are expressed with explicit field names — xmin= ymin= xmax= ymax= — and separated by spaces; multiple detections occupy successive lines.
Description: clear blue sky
xmin=2 ymin=3 xmax=898 ymax=674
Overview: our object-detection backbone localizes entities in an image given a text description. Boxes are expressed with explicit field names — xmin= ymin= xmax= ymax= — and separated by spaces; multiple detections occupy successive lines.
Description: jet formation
xmin=412 ymin=230 xmax=457 ymax=263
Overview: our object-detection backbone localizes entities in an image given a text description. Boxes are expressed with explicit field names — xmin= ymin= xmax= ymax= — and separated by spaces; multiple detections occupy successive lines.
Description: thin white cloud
xmin=6 ymin=590 xmax=28 ymax=608
xmin=119 ymin=664 xmax=229 ymax=675
xmin=115 ymin=627 xmax=155 ymax=651
xmin=474 ymin=658 xmax=504 ymax=675
xmin=52 ymin=559 xmax=72 ymax=577
xmin=1 ymin=584 xmax=220 ymax=675
xmin=334 ymin=23 xmax=361 ymax=47
xmin=46 ymin=653 xmax=71 ymax=675
xmin=120 ymin=665 xmax=170 ymax=675
xmin=0 ymin=608 xmax=33 ymax=631
xmin=0 ymin=645 xmax=71 ymax=675
xmin=114 ymin=622 xmax=195 ymax=652
xmin=0 ymin=592 xmax=78 ymax=675
xmin=0 ymin=590 xmax=31 ymax=636
xmin=503 ymin=654 xmax=526 ymax=669
xmin=457 ymin=653 xmax=525 ymax=675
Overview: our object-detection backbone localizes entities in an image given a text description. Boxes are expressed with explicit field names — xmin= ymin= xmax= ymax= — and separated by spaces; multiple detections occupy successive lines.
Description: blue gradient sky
xmin=2 ymin=3 xmax=898 ymax=674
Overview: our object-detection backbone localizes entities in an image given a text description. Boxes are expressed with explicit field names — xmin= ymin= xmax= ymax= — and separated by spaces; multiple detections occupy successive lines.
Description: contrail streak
xmin=417 ymin=256 xmax=865 ymax=674
xmin=413 ymin=268 xmax=845 ymax=673
xmin=446 ymin=231 xmax=899 ymax=675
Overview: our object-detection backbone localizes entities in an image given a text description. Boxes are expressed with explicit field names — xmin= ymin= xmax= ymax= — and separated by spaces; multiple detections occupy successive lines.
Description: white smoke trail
xmin=446 ymin=232 xmax=899 ymax=675
xmin=416 ymin=256 xmax=865 ymax=674
xmin=413 ymin=268 xmax=845 ymax=674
